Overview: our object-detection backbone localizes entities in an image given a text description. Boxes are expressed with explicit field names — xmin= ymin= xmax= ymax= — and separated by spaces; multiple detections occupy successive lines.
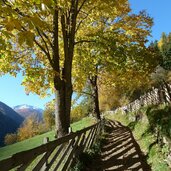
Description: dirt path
xmin=89 ymin=120 xmax=151 ymax=171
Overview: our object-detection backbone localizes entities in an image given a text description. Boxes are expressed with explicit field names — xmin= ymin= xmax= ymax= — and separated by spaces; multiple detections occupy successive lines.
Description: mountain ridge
xmin=13 ymin=104 xmax=43 ymax=121
xmin=0 ymin=102 xmax=44 ymax=146
xmin=0 ymin=101 xmax=24 ymax=146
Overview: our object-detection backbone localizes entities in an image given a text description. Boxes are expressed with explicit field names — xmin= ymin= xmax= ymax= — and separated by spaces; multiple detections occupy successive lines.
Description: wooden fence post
xmin=69 ymin=127 xmax=72 ymax=134
xmin=41 ymin=137 xmax=49 ymax=171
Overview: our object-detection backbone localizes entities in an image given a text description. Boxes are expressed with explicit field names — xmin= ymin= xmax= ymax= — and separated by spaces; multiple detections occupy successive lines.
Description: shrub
xmin=17 ymin=115 xmax=40 ymax=141
xmin=71 ymin=105 xmax=87 ymax=123
xmin=43 ymin=108 xmax=55 ymax=130
xmin=146 ymin=105 xmax=171 ymax=138
xmin=4 ymin=133 xmax=17 ymax=145
xmin=71 ymin=139 xmax=102 ymax=171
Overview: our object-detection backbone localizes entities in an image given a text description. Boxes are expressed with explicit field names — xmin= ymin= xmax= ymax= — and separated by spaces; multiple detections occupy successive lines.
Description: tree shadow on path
xmin=90 ymin=120 xmax=151 ymax=171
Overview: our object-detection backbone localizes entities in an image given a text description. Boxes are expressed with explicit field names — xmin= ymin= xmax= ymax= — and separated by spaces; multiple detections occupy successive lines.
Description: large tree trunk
xmin=52 ymin=2 xmax=77 ymax=137
xmin=54 ymin=76 xmax=72 ymax=137
xmin=89 ymin=75 xmax=101 ymax=120
xmin=54 ymin=79 xmax=67 ymax=137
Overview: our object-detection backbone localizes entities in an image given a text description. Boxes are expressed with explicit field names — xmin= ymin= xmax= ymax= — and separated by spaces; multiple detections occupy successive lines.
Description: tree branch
xmin=74 ymin=39 xmax=95 ymax=45
xmin=81 ymin=91 xmax=93 ymax=97
xmin=75 ymin=7 xmax=96 ymax=34
xmin=52 ymin=7 xmax=60 ymax=73
xmin=77 ymin=0 xmax=88 ymax=15
xmin=21 ymin=25 xmax=54 ymax=68
xmin=61 ymin=14 xmax=69 ymax=59
xmin=2 ymin=0 xmax=27 ymax=17
xmin=41 ymin=31 xmax=53 ymax=49
xmin=75 ymin=12 xmax=88 ymax=33
xmin=2 ymin=1 xmax=55 ymax=70
xmin=36 ymin=27 xmax=52 ymax=60
xmin=34 ymin=39 xmax=54 ymax=68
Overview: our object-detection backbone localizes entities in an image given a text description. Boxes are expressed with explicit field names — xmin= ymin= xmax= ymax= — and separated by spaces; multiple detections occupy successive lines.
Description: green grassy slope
xmin=0 ymin=117 xmax=96 ymax=161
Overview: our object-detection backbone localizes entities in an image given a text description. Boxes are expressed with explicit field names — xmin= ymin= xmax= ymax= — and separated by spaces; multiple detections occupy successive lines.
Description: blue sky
xmin=0 ymin=0 xmax=171 ymax=109
xmin=129 ymin=0 xmax=171 ymax=41
xmin=0 ymin=74 xmax=54 ymax=109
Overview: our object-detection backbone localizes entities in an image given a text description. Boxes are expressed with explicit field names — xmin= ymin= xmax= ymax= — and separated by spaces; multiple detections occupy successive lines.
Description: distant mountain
xmin=0 ymin=102 xmax=24 ymax=147
xmin=14 ymin=105 xmax=43 ymax=121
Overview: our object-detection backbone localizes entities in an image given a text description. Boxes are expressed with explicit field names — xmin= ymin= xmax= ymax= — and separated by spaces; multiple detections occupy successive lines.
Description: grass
xmin=0 ymin=130 xmax=55 ymax=161
xmin=133 ymin=117 xmax=170 ymax=171
xmin=105 ymin=109 xmax=132 ymax=126
xmin=148 ymin=145 xmax=170 ymax=171
xmin=0 ymin=116 xmax=96 ymax=161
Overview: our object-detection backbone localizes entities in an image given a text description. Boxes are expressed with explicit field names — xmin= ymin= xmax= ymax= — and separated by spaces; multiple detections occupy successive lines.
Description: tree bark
xmin=89 ymin=75 xmax=101 ymax=120
xmin=54 ymin=75 xmax=72 ymax=137
xmin=54 ymin=78 xmax=68 ymax=137
xmin=52 ymin=8 xmax=70 ymax=137
xmin=52 ymin=1 xmax=77 ymax=137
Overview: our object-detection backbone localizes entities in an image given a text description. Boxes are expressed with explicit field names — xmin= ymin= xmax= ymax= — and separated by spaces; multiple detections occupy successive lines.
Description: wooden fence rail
xmin=0 ymin=120 xmax=104 ymax=171
xmin=117 ymin=82 xmax=171 ymax=114
xmin=106 ymin=82 xmax=171 ymax=116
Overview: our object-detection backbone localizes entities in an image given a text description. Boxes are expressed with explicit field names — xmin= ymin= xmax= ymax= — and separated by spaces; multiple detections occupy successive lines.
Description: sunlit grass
xmin=104 ymin=110 xmax=132 ymax=126
xmin=0 ymin=116 xmax=96 ymax=161
xmin=71 ymin=116 xmax=96 ymax=132
xmin=148 ymin=145 xmax=170 ymax=171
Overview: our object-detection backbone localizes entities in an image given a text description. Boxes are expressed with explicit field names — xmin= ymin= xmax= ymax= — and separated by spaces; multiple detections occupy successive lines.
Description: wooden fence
xmin=114 ymin=82 xmax=171 ymax=114
xmin=0 ymin=120 xmax=104 ymax=171
xmin=126 ymin=83 xmax=171 ymax=112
